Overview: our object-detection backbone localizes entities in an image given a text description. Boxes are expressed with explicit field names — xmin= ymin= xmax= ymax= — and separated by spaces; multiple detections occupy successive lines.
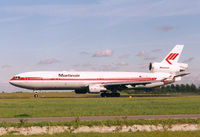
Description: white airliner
xmin=10 ymin=45 xmax=189 ymax=97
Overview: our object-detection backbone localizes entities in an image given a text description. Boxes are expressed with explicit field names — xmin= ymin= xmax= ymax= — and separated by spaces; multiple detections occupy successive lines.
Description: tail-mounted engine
xmin=149 ymin=62 xmax=188 ymax=73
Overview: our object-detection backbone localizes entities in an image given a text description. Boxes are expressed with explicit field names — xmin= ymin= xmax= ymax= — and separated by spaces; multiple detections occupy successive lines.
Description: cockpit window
xmin=13 ymin=76 xmax=20 ymax=79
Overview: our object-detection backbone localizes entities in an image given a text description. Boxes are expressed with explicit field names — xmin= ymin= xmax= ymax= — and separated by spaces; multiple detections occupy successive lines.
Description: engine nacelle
xmin=149 ymin=62 xmax=188 ymax=74
xmin=88 ymin=84 xmax=107 ymax=93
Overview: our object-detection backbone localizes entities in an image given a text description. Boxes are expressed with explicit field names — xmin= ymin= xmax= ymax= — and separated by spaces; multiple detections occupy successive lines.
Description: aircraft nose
xmin=9 ymin=79 xmax=16 ymax=85
xmin=9 ymin=77 xmax=19 ymax=86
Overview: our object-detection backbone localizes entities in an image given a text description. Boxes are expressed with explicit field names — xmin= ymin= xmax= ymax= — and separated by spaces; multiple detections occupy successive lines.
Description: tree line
xmin=154 ymin=84 xmax=199 ymax=93
xmin=123 ymin=84 xmax=200 ymax=94
xmin=158 ymin=84 xmax=200 ymax=93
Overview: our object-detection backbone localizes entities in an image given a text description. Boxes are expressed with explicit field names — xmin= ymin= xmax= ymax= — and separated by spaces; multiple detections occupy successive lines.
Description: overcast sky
xmin=0 ymin=0 xmax=199 ymax=92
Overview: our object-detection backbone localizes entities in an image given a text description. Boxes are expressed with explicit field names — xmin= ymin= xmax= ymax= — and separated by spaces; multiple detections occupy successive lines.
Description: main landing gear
xmin=100 ymin=92 xmax=120 ymax=97
xmin=33 ymin=91 xmax=39 ymax=98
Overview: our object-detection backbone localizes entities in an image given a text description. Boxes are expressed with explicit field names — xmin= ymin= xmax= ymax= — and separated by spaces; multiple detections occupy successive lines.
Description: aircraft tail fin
xmin=161 ymin=45 xmax=184 ymax=65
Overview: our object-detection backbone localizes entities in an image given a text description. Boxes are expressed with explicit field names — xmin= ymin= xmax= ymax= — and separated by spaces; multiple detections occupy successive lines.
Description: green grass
xmin=2 ymin=131 xmax=200 ymax=137
xmin=0 ymin=96 xmax=200 ymax=118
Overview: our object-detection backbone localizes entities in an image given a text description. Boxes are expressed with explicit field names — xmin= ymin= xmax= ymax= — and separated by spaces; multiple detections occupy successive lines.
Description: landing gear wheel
xmin=100 ymin=92 xmax=120 ymax=97
xmin=34 ymin=94 xmax=38 ymax=98
xmin=111 ymin=93 xmax=120 ymax=97
xmin=116 ymin=93 xmax=120 ymax=97
xmin=111 ymin=93 xmax=116 ymax=97
xmin=105 ymin=93 xmax=111 ymax=97
xmin=100 ymin=93 xmax=106 ymax=97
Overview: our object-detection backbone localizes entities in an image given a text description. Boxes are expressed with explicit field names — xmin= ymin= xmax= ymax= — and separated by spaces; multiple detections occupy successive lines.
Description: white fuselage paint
xmin=9 ymin=71 xmax=170 ymax=90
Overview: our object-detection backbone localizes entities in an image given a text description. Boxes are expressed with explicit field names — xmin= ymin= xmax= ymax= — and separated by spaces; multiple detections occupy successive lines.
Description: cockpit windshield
xmin=13 ymin=76 xmax=20 ymax=79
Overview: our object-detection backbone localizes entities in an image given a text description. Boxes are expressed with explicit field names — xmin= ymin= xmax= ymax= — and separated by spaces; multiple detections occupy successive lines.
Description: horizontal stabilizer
xmin=174 ymin=73 xmax=190 ymax=78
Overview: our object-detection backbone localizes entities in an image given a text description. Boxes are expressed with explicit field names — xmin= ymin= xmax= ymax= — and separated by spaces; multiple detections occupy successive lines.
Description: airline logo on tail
xmin=165 ymin=53 xmax=179 ymax=65
xmin=161 ymin=45 xmax=184 ymax=65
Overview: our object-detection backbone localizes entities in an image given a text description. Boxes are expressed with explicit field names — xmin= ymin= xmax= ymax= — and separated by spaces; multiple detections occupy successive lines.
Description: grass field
xmin=2 ymin=131 xmax=200 ymax=137
xmin=0 ymin=96 xmax=200 ymax=118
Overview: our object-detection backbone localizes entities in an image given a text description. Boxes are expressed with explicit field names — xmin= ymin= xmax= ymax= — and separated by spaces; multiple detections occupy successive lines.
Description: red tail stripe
xmin=169 ymin=53 xmax=176 ymax=60
xmin=172 ymin=53 xmax=179 ymax=60
xmin=165 ymin=53 xmax=180 ymax=65
xmin=167 ymin=53 xmax=174 ymax=60
xmin=166 ymin=53 xmax=173 ymax=64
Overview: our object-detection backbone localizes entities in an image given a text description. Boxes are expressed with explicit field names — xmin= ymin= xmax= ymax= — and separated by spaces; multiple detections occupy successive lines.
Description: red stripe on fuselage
xmin=10 ymin=77 xmax=157 ymax=81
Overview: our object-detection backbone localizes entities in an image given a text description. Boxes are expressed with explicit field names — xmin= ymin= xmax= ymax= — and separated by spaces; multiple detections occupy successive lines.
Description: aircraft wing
xmin=102 ymin=80 xmax=161 ymax=91
xmin=103 ymin=81 xmax=152 ymax=86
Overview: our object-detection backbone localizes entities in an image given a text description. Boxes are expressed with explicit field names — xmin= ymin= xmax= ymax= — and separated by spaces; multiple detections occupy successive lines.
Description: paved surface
xmin=41 ymin=94 xmax=180 ymax=98
xmin=1 ymin=114 xmax=200 ymax=123
xmin=0 ymin=93 xmax=185 ymax=99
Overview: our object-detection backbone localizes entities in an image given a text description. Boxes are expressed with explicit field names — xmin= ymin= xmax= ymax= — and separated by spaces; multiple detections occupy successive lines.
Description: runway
xmin=1 ymin=114 xmax=200 ymax=123
xmin=0 ymin=93 xmax=185 ymax=99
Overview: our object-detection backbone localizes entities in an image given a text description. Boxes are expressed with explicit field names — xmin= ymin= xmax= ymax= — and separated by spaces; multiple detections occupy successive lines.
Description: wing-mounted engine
xmin=149 ymin=62 xmax=188 ymax=74
xmin=88 ymin=84 xmax=107 ymax=93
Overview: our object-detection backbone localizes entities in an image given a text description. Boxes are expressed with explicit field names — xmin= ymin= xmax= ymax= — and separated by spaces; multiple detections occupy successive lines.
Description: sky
xmin=0 ymin=0 xmax=200 ymax=92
